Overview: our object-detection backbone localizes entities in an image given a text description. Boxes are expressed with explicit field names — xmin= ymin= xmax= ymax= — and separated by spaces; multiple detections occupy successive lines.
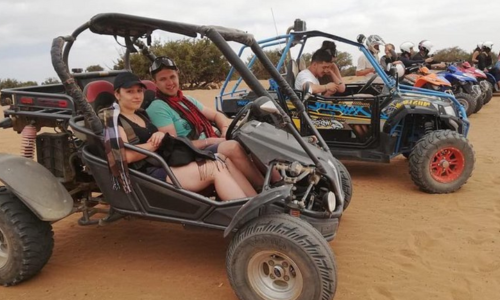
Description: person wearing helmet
xmin=398 ymin=41 xmax=432 ymax=68
xmin=356 ymin=35 xmax=385 ymax=76
xmin=472 ymin=42 xmax=483 ymax=65
xmin=412 ymin=40 xmax=445 ymax=70
xmin=478 ymin=41 xmax=494 ymax=71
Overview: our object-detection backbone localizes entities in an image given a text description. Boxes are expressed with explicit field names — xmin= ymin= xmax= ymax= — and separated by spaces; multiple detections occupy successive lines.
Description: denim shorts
xmin=145 ymin=166 xmax=167 ymax=181
xmin=205 ymin=143 xmax=219 ymax=153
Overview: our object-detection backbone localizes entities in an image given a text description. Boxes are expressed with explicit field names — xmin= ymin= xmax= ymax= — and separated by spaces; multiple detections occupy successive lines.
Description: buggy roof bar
xmin=88 ymin=13 xmax=255 ymax=45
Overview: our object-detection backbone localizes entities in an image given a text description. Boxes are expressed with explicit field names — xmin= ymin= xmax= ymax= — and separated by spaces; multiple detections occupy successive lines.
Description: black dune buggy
xmin=0 ymin=13 xmax=352 ymax=300
xmin=218 ymin=21 xmax=475 ymax=194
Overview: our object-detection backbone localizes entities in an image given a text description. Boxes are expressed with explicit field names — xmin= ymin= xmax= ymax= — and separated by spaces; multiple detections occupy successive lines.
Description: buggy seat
xmin=83 ymin=80 xmax=115 ymax=113
xmin=141 ymin=80 xmax=157 ymax=110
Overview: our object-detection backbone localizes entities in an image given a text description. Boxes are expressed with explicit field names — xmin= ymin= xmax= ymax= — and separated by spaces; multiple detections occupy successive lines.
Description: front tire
xmin=454 ymin=92 xmax=477 ymax=116
xmin=483 ymin=82 xmax=493 ymax=105
xmin=0 ymin=187 xmax=54 ymax=286
xmin=473 ymin=91 xmax=484 ymax=113
xmin=409 ymin=130 xmax=475 ymax=194
xmin=227 ymin=214 xmax=337 ymax=300
xmin=332 ymin=159 xmax=353 ymax=210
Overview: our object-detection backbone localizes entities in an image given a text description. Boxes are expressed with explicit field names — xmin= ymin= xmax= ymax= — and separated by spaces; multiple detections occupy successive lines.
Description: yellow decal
xmin=398 ymin=100 xmax=431 ymax=108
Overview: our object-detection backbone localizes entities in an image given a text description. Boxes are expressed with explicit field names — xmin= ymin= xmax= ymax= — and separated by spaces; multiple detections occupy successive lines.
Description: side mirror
xmin=252 ymin=96 xmax=279 ymax=116
xmin=302 ymin=83 xmax=313 ymax=102
xmin=388 ymin=64 xmax=400 ymax=87
xmin=357 ymin=34 xmax=366 ymax=44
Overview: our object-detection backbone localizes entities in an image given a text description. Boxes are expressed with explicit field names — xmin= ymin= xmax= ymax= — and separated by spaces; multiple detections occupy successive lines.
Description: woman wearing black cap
xmin=105 ymin=72 xmax=256 ymax=201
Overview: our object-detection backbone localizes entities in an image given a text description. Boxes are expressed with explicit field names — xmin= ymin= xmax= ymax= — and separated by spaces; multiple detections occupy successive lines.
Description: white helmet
xmin=366 ymin=35 xmax=385 ymax=54
xmin=418 ymin=40 xmax=433 ymax=54
xmin=482 ymin=41 xmax=493 ymax=50
xmin=477 ymin=42 xmax=483 ymax=49
xmin=400 ymin=41 xmax=414 ymax=55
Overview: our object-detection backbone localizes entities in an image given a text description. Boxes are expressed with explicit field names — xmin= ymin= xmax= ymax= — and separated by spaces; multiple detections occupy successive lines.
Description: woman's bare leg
xmin=170 ymin=161 xmax=249 ymax=201
xmin=217 ymin=140 xmax=264 ymax=189
xmin=223 ymin=158 xmax=257 ymax=197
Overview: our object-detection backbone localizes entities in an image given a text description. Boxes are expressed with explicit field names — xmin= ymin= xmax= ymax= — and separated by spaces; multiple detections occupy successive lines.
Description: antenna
xmin=271 ymin=8 xmax=279 ymax=36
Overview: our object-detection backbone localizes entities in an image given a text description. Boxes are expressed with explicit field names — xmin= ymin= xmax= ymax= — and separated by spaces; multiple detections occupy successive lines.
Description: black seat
xmin=141 ymin=80 xmax=157 ymax=110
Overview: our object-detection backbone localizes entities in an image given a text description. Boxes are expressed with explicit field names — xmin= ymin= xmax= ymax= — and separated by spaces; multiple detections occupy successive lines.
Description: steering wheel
xmin=225 ymin=103 xmax=252 ymax=140
xmin=357 ymin=73 xmax=378 ymax=94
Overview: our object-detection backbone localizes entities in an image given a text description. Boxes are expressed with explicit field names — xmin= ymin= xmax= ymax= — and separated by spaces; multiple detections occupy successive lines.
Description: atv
xmin=217 ymin=20 xmax=475 ymax=194
xmin=0 ymin=13 xmax=351 ymax=300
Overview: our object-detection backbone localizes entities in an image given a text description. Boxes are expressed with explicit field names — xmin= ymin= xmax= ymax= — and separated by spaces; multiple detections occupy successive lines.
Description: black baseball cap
xmin=113 ymin=72 xmax=147 ymax=90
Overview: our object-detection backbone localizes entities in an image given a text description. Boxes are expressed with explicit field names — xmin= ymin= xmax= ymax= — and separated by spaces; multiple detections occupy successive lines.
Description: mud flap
xmin=223 ymin=185 xmax=292 ymax=237
xmin=0 ymin=154 xmax=73 ymax=221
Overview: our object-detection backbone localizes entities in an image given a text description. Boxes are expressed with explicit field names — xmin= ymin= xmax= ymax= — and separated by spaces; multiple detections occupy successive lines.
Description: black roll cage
xmin=57 ymin=13 xmax=342 ymax=193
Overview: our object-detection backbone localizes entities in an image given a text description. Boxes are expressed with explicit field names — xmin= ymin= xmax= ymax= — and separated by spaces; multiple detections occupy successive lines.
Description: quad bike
xmin=218 ymin=21 xmax=475 ymax=194
xmin=0 ymin=13 xmax=351 ymax=300
xmin=437 ymin=63 xmax=482 ymax=115
xmin=402 ymin=64 xmax=452 ymax=92
xmin=401 ymin=64 xmax=481 ymax=116
xmin=457 ymin=61 xmax=495 ymax=105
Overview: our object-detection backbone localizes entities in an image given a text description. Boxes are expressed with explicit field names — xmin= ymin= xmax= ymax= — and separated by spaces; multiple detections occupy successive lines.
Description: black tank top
xmin=119 ymin=114 xmax=158 ymax=143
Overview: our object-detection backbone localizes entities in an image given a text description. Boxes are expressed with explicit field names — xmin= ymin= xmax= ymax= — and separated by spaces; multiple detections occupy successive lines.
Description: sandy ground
xmin=1 ymin=89 xmax=500 ymax=300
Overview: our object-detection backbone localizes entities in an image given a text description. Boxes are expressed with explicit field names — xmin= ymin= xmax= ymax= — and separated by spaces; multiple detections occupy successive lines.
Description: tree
xmin=41 ymin=77 xmax=60 ymax=85
xmin=296 ymin=50 xmax=354 ymax=76
xmin=246 ymin=49 xmax=283 ymax=79
xmin=86 ymin=64 xmax=104 ymax=72
xmin=341 ymin=66 xmax=356 ymax=77
xmin=0 ymin=78 xmax=38 ymax=89
xmin=114 ymin=38 xmax=231 ymax=89
xmin=335 ymin=51 xmax=353 ymax=72
xmin=432 ymin=47 xmax=470 ymax=63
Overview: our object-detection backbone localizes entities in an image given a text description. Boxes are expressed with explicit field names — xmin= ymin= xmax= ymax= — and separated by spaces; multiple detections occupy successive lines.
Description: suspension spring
xmin=20 ymin=124 xmax=37 ymax=159
xmin=424 ymin=121 xmax=434 ymax=134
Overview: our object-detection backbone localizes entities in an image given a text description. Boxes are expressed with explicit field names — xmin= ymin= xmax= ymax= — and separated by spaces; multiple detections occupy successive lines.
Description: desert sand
xmin=1 ymin=90 xmax=499 ymax=300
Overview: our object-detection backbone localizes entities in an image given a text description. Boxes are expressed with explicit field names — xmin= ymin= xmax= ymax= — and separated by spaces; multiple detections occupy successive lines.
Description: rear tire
xmin=227 ymin=214 xmax=337 ymax=300
xmin=0 ymin=187 xmax=54 ymax=286
xmin=454 ymin=92 xmax=476 ymax=116
xmin=409 ymin=130 xmax=475 ymax=194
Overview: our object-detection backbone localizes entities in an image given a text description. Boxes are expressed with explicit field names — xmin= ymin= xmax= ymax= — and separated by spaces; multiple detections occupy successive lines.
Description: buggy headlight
xmin=324 ymin=192 xmax=336 ymax=213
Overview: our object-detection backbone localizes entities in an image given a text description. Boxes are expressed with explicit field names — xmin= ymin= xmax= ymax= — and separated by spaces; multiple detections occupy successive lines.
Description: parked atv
xmin=437 ymin=64 xmax=482 ymax=115
xmin=0 ymin=13 xmax=349 ymax=300
xmin=218 ymin=21 xmax=475 ymax=194
xmin=402 ymin=64 xmax=452 ymax=92
xmin=457 ymin=61 xmax=495 ymax=105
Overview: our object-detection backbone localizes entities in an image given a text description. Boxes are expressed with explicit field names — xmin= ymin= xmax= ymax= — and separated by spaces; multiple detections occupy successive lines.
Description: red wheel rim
xmin=429 ymin=147 xmax=465 ymax=183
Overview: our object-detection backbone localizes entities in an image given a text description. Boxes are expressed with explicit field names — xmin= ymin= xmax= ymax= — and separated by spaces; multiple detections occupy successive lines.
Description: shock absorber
xmin=20 ymin=124 xmax=37 ymax=159
xmin=424 ymin=121 xmax=434 ymax=134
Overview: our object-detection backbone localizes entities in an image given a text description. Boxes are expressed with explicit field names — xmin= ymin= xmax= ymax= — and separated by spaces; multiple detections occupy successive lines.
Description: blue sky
xmin=0 ymin=0 xmax=498 ymax=83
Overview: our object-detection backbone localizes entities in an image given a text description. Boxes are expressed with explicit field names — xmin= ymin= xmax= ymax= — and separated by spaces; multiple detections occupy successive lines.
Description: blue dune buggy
xmin=217 ymin=20 xmax=475 ymax=194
